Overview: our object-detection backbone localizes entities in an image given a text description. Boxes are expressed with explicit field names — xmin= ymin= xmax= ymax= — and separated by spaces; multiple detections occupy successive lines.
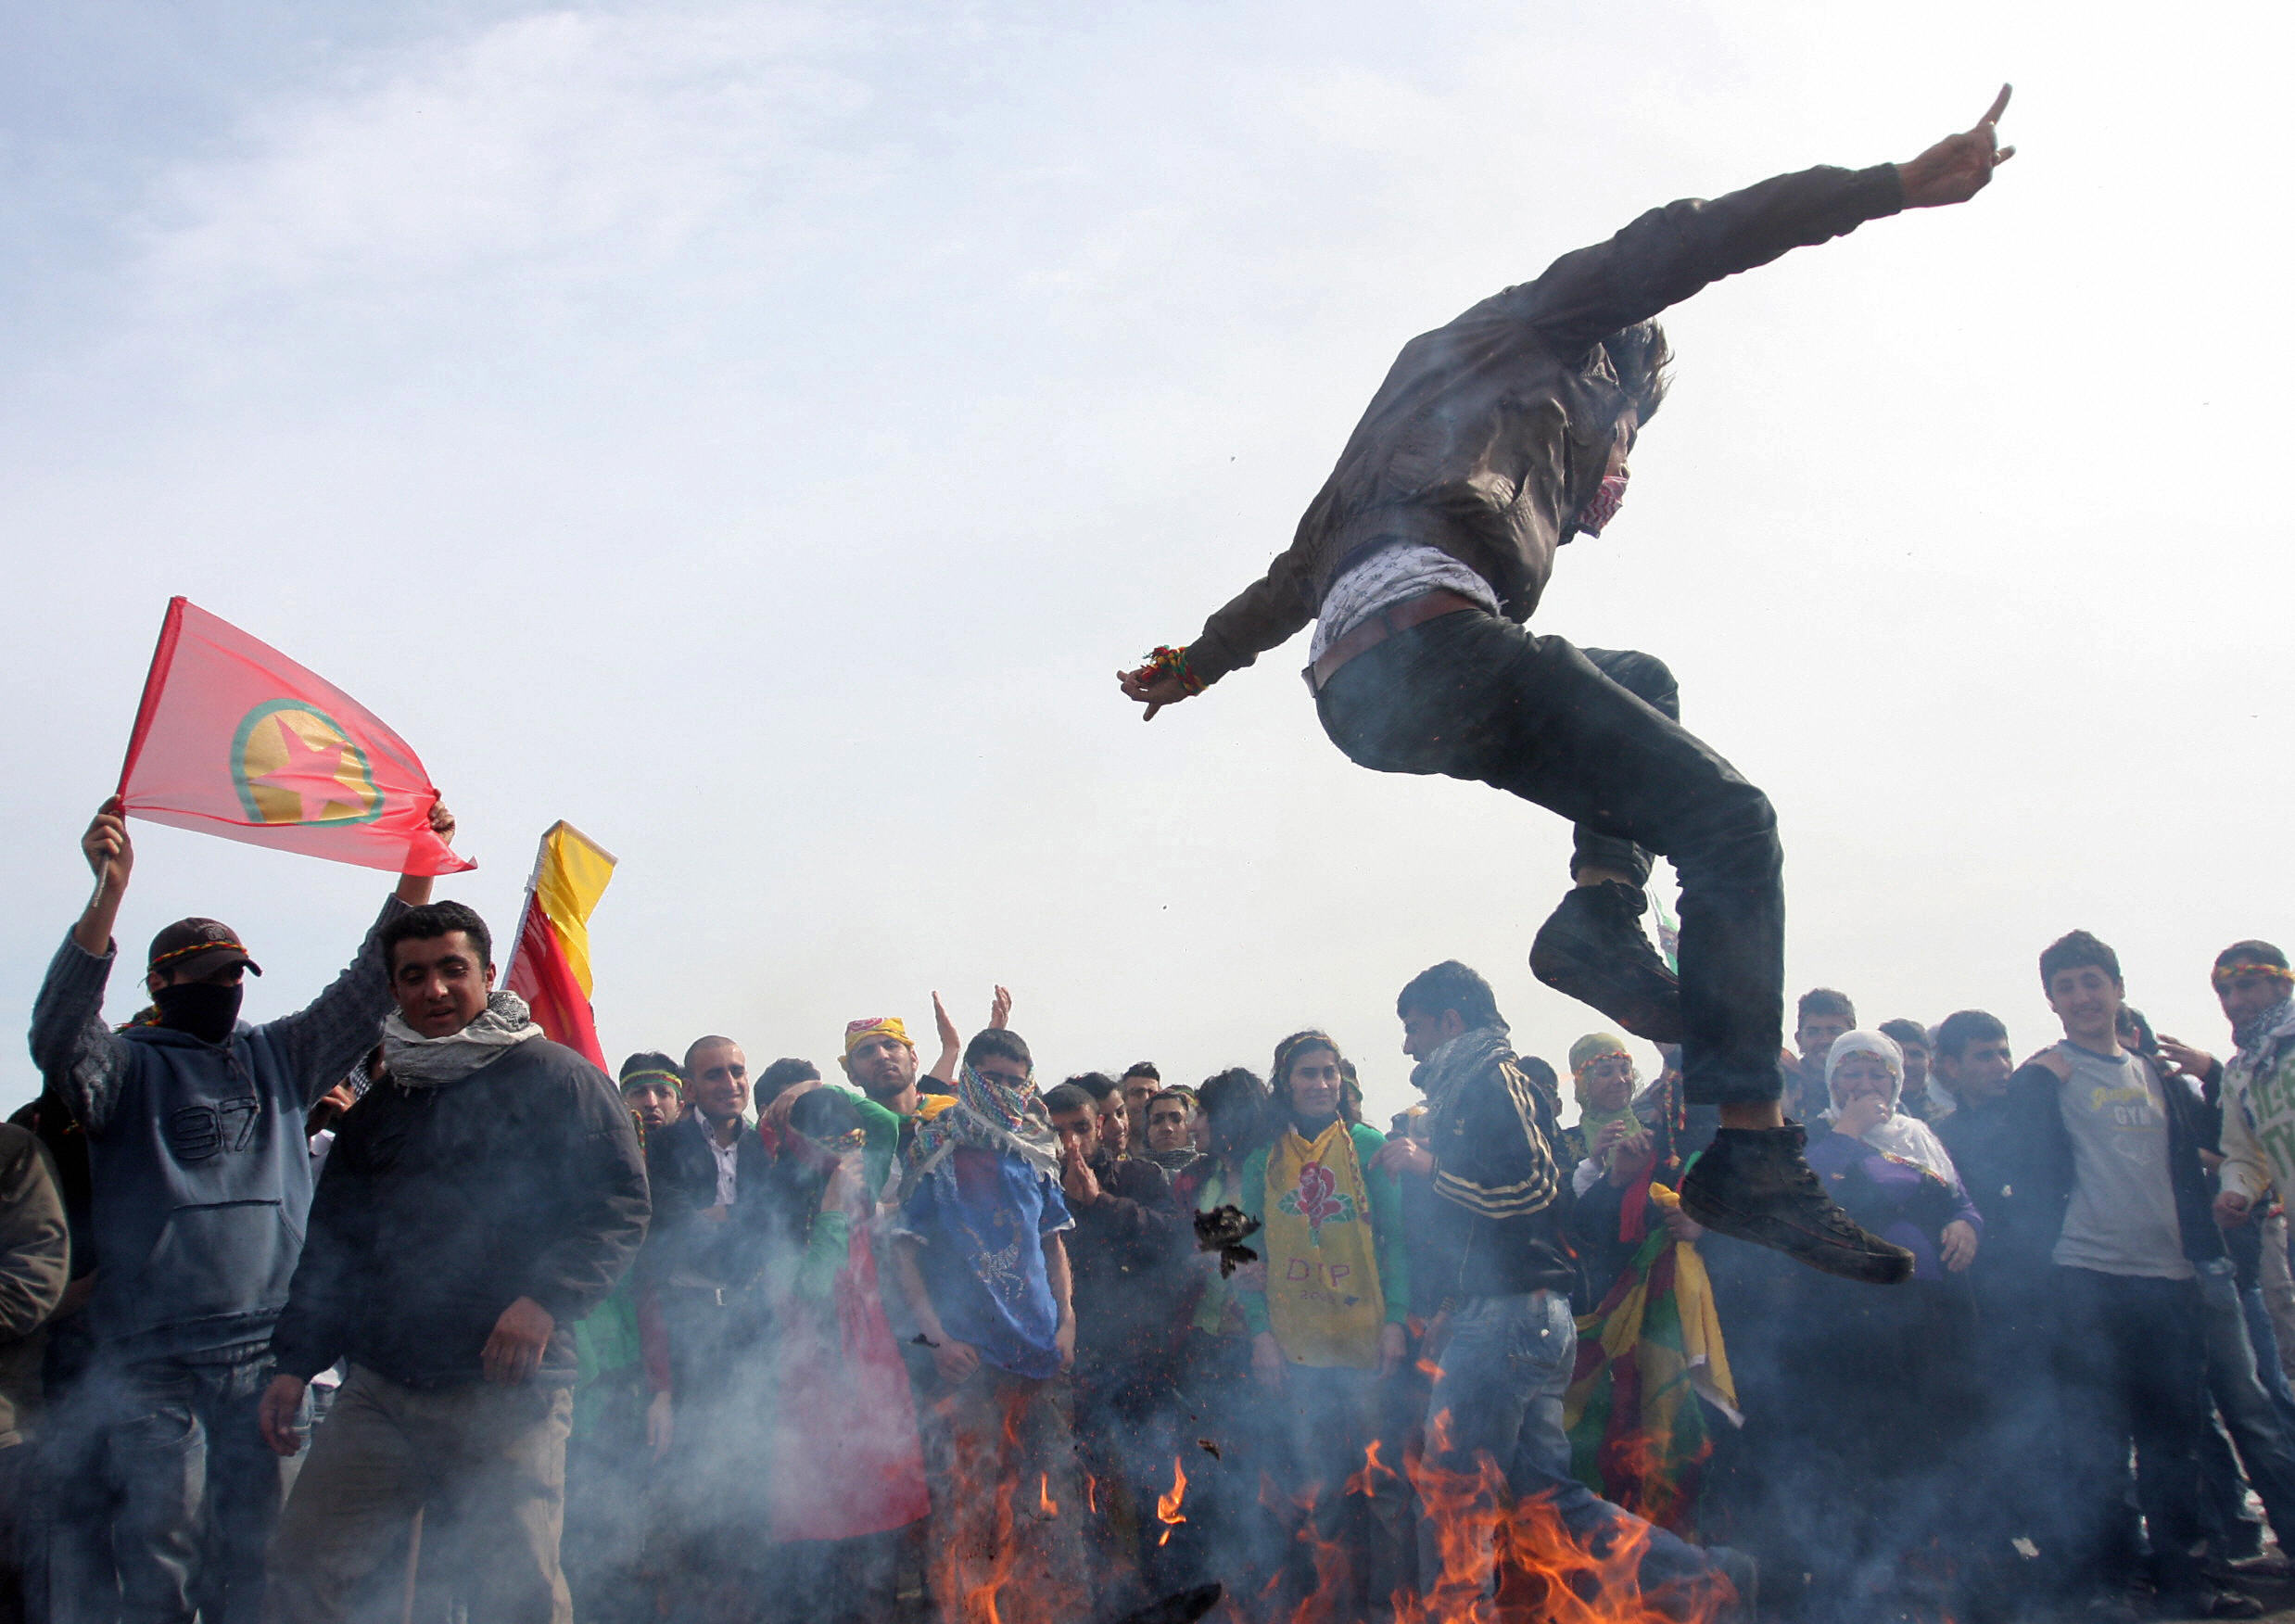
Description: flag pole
xmin=494 ymin=822 xmax=560 ymax=992
xmin=115 ymin=597 xmax=187 ymax=798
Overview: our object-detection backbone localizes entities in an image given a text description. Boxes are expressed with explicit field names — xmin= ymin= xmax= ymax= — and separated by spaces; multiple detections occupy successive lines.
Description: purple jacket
xmin=1806 ymin=1129 xmax=1982 ymax=1283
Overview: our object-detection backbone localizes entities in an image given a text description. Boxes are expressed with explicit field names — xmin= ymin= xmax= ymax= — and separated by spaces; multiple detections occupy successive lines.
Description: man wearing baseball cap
xmin=28 ymin=794 xmax=455 ymax=1624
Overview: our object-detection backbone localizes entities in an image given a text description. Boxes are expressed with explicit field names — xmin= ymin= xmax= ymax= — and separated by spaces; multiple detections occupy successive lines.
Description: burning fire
xmin=1156 ymin=1455 xmax=1189 ymax=1546
xmin=1038 ymin=1473 xmax=1058 ymax=1518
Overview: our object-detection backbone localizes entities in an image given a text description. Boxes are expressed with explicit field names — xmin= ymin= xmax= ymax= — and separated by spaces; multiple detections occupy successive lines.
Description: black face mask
xmin=153 ymin=982 xmax=244 ymax=1045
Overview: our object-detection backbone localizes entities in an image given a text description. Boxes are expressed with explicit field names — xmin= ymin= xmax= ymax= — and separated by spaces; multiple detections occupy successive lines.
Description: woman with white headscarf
xmin=1821 ymin=1029 xmax=1964 ymax=1187
xmin=1811 ymin=1030 xmax=1980 ymax=1277
xmin=1776 ymin=1030 xmax=1987 ymax=1620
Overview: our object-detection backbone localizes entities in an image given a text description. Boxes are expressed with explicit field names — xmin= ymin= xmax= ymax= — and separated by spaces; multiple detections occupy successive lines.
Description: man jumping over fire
xmin=1120 ymin=90 xmax=2016 ymax=1284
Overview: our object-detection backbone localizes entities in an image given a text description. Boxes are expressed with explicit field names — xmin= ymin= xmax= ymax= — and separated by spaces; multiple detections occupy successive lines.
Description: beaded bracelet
xmin=1143 ymin=644 xmax=1206 ymax=697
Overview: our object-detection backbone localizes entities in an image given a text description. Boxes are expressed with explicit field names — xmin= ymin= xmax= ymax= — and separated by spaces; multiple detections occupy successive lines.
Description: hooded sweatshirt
xmin=28 ymin=899 xmax=403 ymax=1360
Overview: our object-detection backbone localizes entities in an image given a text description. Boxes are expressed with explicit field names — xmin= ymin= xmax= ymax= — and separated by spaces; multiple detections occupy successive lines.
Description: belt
xmin=1303 ymin=588 xmax=1484 ymax=694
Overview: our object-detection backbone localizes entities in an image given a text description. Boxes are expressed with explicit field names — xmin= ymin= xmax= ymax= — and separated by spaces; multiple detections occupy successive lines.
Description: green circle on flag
xmin=230 ymin=700 xmax=385 ymax=827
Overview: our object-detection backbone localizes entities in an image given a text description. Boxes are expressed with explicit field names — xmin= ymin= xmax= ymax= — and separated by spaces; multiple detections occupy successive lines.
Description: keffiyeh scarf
xmin=382 ymin=990 xmax=545 ymax=1087
xmin=899 ymin=1061 xmax=1059 ymax=1199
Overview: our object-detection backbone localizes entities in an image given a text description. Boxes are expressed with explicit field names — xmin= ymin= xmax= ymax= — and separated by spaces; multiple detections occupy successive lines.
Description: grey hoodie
xmin=28 ymin=898 xmax=403 ymax=1360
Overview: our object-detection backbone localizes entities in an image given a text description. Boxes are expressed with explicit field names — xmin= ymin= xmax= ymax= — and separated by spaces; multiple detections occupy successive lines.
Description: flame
xmin=1385 ymin=1414 xmax=1734 ymax=1624
xmin=1085 ymin=1472 xmax=1097 ymax=1516
xmin=1155 ymin=1454 xmax=1189 ymax=1546
xmin=1344 ymin=1439 xmax=1399 ymax=1500
xmin=1038 ymin=1472 xmax=1057 ymax=1518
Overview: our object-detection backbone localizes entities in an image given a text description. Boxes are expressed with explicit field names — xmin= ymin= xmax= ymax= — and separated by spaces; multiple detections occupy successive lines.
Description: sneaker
xmin=1528 ymin=881 xmax=1684 ymax=1045
xmin=2175 ymin=1589 xmax=2266 ymax=1619
xmin=1679 ymin=1125 xmax=1915 ymax=1285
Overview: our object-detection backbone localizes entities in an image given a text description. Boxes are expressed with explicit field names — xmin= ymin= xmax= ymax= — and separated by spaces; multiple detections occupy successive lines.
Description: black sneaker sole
xmin=1679 ymin=1176 xmax=1915 ymax=1286
xmin=1528 ymin=939 xmax=1686 ymax=1046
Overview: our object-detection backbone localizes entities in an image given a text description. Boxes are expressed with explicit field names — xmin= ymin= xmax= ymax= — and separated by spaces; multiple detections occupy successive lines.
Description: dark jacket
xmin=271 ymin=1035 xmax=649 ymax=1389
xmin=1424 ymin=1050 xmax=1574 ymax=1302
xmin=0 ymin=1126 xmax=69 ymax=1447
xmin=642 ymin=1111 xmax=774 ymax=1290
xmin=1186 ymin=162 xmax=1907 ymax=685
xmin=1985 ymin=1052 xmax=2225 ymax=1284
xmin=1066 ymin=1151 xmax=1188 ymax=1377
xmin=28 ymin=900 xmax=402 ymax=1359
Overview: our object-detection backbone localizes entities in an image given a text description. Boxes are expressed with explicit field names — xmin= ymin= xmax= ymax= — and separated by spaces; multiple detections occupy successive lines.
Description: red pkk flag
xmin=503 ymin=823 xmax=617 ymax=1070
xmin=116 ymin=597 xmax=473 ymax=876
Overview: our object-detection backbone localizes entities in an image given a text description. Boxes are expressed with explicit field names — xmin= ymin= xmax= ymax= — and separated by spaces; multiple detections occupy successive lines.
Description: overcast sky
xmin=4 ymin=0 xmax=2286 ymax=1129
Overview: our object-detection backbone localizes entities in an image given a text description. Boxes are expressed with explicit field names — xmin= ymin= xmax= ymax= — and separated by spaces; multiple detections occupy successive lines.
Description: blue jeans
xmin=1422 ymin=1290 xmax=1716 ymax=1608
xmin=2197 ymin=1264 xmax=2295 ymax=1546
xmin=104 ymin=1346 xmax=285 ymax=1624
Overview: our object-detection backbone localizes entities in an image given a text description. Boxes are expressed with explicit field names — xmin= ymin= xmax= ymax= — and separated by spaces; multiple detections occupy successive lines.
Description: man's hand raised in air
xmin=1898 ymin=85 xmax=2016 ymax=209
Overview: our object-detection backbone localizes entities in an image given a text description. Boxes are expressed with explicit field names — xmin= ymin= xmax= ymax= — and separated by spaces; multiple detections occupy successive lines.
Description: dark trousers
xmin=2052 ymin=1267 xmax=2210 ymax=1601
xmin=103 ymin=1347 xmax=282 ymax=1624
xmin=1316 ymin=610 xmax=1783 ymax=1106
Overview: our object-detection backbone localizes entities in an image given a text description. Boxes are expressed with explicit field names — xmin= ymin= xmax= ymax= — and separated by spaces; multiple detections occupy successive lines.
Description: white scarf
xmin=1822 ymin=1028 xmax=1962 ymax=1185
xmin=382 ymin=990 xmax=545 ymax=1087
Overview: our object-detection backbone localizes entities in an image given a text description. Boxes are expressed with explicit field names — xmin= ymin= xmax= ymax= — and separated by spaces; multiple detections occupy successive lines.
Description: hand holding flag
xmin=115 ymin=598 xmax=472 ymax=877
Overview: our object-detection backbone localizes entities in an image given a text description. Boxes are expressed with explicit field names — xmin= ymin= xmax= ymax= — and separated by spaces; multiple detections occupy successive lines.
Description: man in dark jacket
xmin=1044 ymin=1082 xmax=1188 ymax=1598
xmin=1121 ymin=93 xmax=2019 ymax=1285
xmin=1990 ymin=933 xmax=2256 ymax=1619
xmin=259 ymin=902 xmax=649 ymax=1624
xmin=1371 ymin=962 xmax=1745 ymax=1614
xmin=638 ymin=1034 xmax=773 ymax=1616
xmin=28 ymin=796 xmax=452 ymax=1624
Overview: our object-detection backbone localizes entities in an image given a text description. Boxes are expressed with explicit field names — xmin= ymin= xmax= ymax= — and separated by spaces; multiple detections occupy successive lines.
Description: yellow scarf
xmin=1263 ymin=1119 xmax=1385 ymax=1369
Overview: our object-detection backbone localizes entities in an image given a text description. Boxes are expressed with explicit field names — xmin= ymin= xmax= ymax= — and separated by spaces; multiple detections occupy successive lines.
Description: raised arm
xmin=32 ymin=803 xmax=140 ymax=1136
xmin=1501 ymin=87 xmax=2013 ymax=358
xmin=265 ymin=803 xmax=458 ymax=1106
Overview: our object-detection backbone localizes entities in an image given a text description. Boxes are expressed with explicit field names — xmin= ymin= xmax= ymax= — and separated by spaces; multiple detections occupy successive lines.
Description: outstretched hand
xmin=1117 ymin=663 xmax=1192 ymax=722
xmin=1897 ymin=84 xmax=2015 ymax=209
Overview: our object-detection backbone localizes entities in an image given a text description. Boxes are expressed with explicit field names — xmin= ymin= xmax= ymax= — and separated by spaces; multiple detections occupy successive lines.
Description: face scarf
xmin=382 ymin=989 xmax=545 ymax=1088
xmin=1576 ymin=472 xmax=1629 ymax=538
xmin=2223 ymin=962 xmax=2295 ymax=1051
xmin=900 ymin=1061 xmax=1060 ymax=1199
xmin=153 ymin=982 xmax=244 ymax=1046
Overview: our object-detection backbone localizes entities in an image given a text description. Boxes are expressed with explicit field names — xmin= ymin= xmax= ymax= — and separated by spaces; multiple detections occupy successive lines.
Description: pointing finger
xmin=1977 ymin=82 xmax=2010 ymax=132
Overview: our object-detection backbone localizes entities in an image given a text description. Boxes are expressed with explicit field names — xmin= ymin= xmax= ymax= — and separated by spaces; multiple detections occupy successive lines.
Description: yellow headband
xmin=2214 ymin=962 xmax=2295 ymax=991
xmin=843 ymin=1016 xmax=913 ymax=1058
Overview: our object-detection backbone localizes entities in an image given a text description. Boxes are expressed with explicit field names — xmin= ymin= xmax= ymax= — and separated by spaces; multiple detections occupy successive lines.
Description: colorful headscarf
xmin=843 ymin=1016 xmax=913 ymax=1058
xmin=1569 ymin=1032 xmax=1632 ymax=1081
xmin=1571 ymin=1032 xmax=1642 ymax=1172
xmin=899 ymin=1061 xmax=1059 ymax=1199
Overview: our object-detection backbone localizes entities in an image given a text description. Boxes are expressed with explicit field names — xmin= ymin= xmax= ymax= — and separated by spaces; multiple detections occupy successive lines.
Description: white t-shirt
xmin=1309 ymin=543 xmax=1499 ymax=663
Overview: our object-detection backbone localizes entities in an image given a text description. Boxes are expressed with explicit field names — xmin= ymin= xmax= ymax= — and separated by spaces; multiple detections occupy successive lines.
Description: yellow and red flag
xmin=116 ymin=597 xmax=471 ymax=876
xmin=503 ymin=822 xmax=616 ymax=1069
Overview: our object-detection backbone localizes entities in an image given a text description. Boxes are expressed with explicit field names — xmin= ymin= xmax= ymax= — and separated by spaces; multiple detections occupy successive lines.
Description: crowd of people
xmin=5 ymin=801 xmax=2295 ymax=1624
